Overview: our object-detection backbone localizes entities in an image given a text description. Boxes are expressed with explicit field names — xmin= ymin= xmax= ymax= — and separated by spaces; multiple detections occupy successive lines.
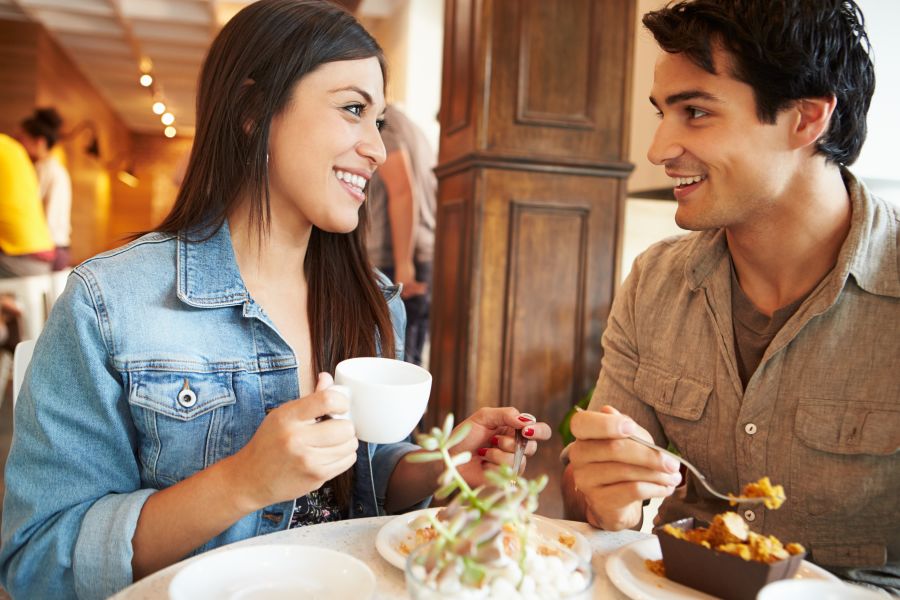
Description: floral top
xmin=289 ymin=487 xmax=344 ymax=527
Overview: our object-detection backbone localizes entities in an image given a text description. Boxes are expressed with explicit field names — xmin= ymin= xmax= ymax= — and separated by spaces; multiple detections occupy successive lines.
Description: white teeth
xmin=334 ymin=169 xmax=367 ymax=193
xmin=673 ymin=175 xmax=706 ymax=187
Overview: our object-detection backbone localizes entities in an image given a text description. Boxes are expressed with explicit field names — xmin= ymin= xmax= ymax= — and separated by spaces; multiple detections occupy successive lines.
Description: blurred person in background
xmin=366 ymin=104 xmax=437 ymax=366
xmin=18 ymin=107 xmax=73 ymax=271
xmin=0 ymin=133 xmax=55 ymax=278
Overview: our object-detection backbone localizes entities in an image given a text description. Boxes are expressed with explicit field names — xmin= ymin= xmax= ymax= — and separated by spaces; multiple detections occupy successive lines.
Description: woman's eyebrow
xmin=329 ymin=86 xmax=373 ymax=104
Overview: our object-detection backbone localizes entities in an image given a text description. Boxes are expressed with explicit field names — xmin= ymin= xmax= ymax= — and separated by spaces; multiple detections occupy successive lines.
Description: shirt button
xmin=744 ymin=509 xmax=756 ymax=522
xmin=744 ymin=423 xmax=757 ymax=435
xmin=355 ymin=502 xmax=364 ymax=513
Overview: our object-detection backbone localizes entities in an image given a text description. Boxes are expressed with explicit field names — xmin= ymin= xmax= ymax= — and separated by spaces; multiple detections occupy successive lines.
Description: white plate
xmin=605 ymin=536 xmax=840 ymax=600
xmin=168 ymin=544 xmax=376 ymax=600
xmin=375 ymin=507 xmax=592 ymax=570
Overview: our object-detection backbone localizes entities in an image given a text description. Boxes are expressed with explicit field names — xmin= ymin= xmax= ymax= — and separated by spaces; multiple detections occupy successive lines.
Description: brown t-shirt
xmin=730 ymin=264 xmax=808 ymax=390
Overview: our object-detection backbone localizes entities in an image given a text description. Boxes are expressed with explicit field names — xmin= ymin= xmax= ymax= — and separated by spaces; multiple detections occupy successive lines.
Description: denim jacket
xmin=0 ymin=223 xmax=424 ymax=599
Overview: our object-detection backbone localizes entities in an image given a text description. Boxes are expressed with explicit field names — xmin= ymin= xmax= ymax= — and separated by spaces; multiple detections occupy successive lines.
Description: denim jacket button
xmin=176 ymin=379 xmax=198 ymax=408
xmin=355 ymin=502 xmax=364 ymax=514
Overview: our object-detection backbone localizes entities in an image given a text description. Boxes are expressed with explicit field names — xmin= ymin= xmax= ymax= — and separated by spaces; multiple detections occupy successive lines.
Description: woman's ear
xmin=789 ymin=95 xmax=837 ymax=151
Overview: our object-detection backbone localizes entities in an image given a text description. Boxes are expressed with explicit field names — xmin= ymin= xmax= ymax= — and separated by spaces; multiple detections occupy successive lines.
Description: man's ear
xmin=789 ymin=95 xmax=837 ymax=151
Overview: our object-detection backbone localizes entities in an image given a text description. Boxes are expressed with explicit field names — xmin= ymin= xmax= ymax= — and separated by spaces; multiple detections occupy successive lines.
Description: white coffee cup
xmin=328 ymin=357 xmax=431 ymax=444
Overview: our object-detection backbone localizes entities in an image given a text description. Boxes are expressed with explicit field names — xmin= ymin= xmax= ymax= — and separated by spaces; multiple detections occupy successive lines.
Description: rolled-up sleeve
xmin=0 ymin=270 xmax=154 ymax=599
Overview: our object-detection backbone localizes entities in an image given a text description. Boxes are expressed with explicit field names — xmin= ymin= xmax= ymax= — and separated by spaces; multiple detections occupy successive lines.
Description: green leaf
xmin=435 ymin=480 xmax=459 ymax=500
xmin=405 ymin=450 xmax=443 ymax=463
xmin=461 ymin=558 xmax=486 ymax=587
xmin=451 ymin=451 xmax=472 ymax=467
xmin=557 ymin=387 xmax=594 ymax=445
xmin=484 ymin=469 xmax=509 ymax=487
xmin=442 ymin=413 xmax=455 ymax=439
xmin=445 ymin=422 xmax=472 ymax=449
xmin=417 ymin=436 xmax=439 ymax=451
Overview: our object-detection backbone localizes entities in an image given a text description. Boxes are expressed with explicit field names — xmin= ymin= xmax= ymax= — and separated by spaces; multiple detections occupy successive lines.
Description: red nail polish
xmin=491 ymin=435 xmax=499 ymax=446
xmin=477 ymin=447 xmax=488 ymax=457
xmin=518 ymin=415 xmax=533 ymax=423
xmin=524 ymin=427 xmax=534 ymax=437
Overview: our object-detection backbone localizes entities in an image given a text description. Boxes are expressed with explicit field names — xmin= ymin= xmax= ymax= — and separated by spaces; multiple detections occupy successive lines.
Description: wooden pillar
xmin=429 ymin=0 xmax=635 ymax=517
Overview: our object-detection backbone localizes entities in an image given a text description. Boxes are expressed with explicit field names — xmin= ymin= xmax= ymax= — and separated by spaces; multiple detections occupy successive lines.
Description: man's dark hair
xmin=643 ymin=0 xmax=875 ymax=166
xmin=21 ymin=107 xmax=63 ymax=149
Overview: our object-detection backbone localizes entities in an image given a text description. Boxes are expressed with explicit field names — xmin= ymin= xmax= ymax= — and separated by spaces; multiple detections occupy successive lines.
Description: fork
xmin=511 ymin=428 xmax=527 ymax=479
xmin=626 ymin=435 xmax=770 ymax=505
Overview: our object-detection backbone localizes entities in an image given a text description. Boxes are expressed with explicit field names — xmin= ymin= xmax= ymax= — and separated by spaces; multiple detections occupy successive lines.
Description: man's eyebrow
xmin=649 ymin=90 xmax=723 ymax=108
xmin=330 ymin=85 xmax=374 ymax=104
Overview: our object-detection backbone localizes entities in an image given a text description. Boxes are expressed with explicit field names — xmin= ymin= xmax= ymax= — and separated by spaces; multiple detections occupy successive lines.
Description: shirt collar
xmin=683 ymin=170 xmax=900 ymax=299
xmin=684 ymin=229 xmax=729 ymax=291
xmin=841 ymin=170 xmax=900 ymax=298
xmin=176 ymin=220 xmax=250 ymax=307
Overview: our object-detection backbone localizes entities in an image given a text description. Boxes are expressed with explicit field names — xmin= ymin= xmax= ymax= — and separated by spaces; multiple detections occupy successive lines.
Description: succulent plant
xmin=405 ymin=413 xmax=549 ymax=590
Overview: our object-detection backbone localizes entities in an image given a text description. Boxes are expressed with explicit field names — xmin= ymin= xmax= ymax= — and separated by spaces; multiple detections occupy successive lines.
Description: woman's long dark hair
xmin=155 ymin=0 xmax=394 ymax=510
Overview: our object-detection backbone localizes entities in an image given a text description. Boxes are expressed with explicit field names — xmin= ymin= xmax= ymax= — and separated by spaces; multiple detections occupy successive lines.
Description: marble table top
xmin=112 ymin=515 xmax=647 ymax=599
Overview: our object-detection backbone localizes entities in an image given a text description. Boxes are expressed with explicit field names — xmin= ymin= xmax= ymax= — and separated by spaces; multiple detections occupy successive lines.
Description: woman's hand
xmin=449 ymin=407 xmax=552 ymax=488
xmin=227 ymin=373 xmax=359 ymax=512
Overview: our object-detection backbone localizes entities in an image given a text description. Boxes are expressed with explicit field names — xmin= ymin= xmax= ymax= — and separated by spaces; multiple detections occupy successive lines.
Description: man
xmin=366 ymin=104 xmax=437 ymax=366
xmin=18 ymin=107 xmax=73 ymax=271
xmin=562 ymin=0 xmax=898 ymax=591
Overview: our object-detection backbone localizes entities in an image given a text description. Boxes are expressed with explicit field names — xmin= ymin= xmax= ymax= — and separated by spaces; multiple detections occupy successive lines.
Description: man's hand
xmin=567 ymin=405 xmax=681 ymax=530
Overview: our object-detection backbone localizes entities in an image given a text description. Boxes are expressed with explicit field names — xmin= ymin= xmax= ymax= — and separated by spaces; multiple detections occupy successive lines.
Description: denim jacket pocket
xmin=792 ymin=398 xmax=900 ymax=521
xmin=128 ymin=369 xmax=237 ymax=487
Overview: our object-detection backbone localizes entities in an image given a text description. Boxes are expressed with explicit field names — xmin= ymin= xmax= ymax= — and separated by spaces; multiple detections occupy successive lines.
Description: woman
xmin=0 ymin=2 xmax=551 ymax=598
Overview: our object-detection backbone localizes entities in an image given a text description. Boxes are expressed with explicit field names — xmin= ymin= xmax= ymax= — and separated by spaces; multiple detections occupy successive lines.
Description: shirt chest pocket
xmin=128 ymin=370 xmax=237 ymax=487
xmin=791 ymin=398 xmax=900 ymax=520
xmin=634 ymin=363 xmax=713 ymax=474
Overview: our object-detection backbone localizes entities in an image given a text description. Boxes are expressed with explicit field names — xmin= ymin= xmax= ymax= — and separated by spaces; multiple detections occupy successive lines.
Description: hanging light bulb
xmin=152 ymin=101 xmax=166 ymax=115
xmin=161 ymin=112 xmax=175 ymax=125
xmin=139 ymin=73 xmax=153 ymax=87
xmin=164 ymin=126 xmax=177 ymax=138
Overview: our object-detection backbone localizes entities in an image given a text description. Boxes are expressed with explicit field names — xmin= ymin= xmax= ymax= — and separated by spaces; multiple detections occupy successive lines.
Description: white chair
xmin=0 ymin=349 xmax=11 ymax=409
xmin=13 ymin=339 xmax=36 ymax=406
xmin=47 ymin=268 xmax=72 ymax=312
xmin=0 ymin=275 xmax=53 ymax=341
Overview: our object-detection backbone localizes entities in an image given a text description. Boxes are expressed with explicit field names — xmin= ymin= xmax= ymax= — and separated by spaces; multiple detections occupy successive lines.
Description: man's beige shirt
xmin=589 ymin=173 xmax=899 ymax=571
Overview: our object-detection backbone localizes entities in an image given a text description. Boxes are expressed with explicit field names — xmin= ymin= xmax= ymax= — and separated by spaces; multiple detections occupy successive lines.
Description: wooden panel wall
xmin=0 ymin=18 xmax=191 ymax=263
xmin=0 ymin=21 xmax=39 ymax=137
xmin=431 ymin=0 xmax=635 ymax=517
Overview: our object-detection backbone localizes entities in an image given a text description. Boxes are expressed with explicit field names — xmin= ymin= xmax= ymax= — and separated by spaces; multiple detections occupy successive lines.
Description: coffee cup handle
xmin=326 ymin=384 xmax=352 ymax=421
